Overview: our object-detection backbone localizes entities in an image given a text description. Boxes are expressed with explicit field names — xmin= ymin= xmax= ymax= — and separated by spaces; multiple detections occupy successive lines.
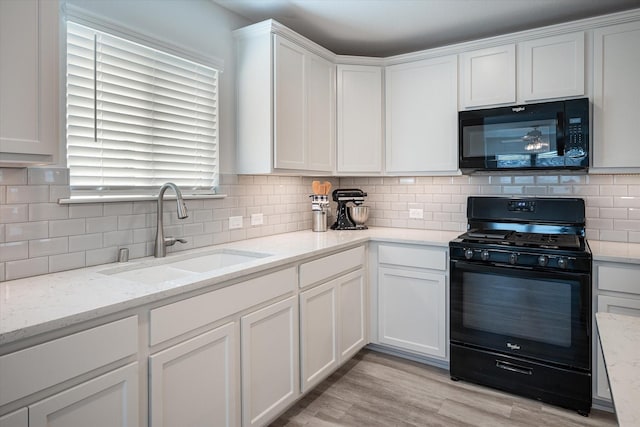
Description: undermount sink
xmin=100 ymin=249 xmax=271 ymax=283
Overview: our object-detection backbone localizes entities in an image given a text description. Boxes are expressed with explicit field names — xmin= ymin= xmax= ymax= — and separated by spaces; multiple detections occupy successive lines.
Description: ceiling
xmin=214 ymin=0 xmax=640 ymax=57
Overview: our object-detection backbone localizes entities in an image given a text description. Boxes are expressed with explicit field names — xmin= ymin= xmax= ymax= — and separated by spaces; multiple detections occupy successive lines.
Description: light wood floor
xmin=270 ymin=349 xmax=618 ymax=427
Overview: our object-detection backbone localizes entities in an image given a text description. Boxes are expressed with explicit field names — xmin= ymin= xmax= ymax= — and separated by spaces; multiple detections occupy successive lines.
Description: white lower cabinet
xmin=594 ymin=261 xmax=640 ymax=402
xmin=376 ymin=244 xmax=448 ymax=360
xmin=378 ymin=267 xmax=446 ymax=358
xmin=29 ymin=363 xmax=138 ymax=427
xmin=149 ymin=322 xmax=239 ymax=427
xmin=300 ymin=269 xmax=366 ymax=392
xmin=241 ymin=296 xmax=299 ymax=427
xmin=0 ymin=409 xmax=27 ymax=427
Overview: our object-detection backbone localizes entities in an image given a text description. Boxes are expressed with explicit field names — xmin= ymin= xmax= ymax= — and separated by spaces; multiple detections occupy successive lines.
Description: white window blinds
xmin=66 ymin=21 xmax=218 ymax=194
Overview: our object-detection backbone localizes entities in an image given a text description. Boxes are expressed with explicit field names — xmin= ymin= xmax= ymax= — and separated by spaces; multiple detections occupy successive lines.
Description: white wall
xmin=64 ymin=0 xmax=251 ymax=175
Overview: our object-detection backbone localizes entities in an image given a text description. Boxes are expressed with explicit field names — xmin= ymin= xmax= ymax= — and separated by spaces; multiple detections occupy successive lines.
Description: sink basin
xmin=101 ymin=249 xmax=272 ymax=283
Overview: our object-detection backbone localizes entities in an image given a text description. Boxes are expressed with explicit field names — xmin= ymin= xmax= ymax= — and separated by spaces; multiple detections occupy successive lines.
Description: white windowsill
xmin=58 ymin=194 xmax=227 ymax=204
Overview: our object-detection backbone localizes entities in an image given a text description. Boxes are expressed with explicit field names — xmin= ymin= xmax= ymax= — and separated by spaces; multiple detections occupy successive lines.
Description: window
xmin=66 ymin=21 xmax=218 ymax=197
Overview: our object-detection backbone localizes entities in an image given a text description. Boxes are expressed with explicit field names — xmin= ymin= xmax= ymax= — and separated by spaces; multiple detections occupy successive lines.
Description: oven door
xmin=450 ymin=260 xmax=590 ymax=369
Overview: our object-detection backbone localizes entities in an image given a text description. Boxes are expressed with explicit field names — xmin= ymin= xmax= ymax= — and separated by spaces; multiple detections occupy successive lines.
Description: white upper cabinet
xmin=592 ymin=21 xmax=640 ymax=170
xmin=0 ymin=0 xmax=58 ymax=166
xmin=459 ymin=44 xmax=516 ymax=109
xmin=385 ymin=55 xmax=458 ymax=174
xmin=235 ymin=23 xmax=335 ymax=175
xmin=336 ymin=64 xmax=383 ymax=173
xmin=518 ymin=32 xmax=585 ymax=102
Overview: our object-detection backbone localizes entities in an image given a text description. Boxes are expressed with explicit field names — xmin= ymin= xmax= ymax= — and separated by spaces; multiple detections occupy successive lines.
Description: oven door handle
xmin=496 ymin=360 xmax=533 ymax=376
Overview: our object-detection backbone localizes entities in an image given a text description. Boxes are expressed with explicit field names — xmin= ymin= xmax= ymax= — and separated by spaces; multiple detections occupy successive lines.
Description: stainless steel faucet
xmin=154 ymin=182 xmax=189 ymax=258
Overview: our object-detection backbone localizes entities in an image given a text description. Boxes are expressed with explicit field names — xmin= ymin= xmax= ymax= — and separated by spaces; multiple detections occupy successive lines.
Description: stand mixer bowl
xmin=348 ymin=205 xmax=369 ymax=226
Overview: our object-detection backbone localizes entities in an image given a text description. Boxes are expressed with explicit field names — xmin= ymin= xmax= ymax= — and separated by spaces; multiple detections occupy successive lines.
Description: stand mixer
xmin=330 ymin=189 xmax=369 ymax=230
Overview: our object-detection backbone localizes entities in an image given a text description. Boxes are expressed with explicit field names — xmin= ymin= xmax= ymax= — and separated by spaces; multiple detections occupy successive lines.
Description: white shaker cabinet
xmin=299 ymin=268 xmax=366 ymax=392
xmin=518 ymin=32 xmax=585 ymax=102
xmin=336 ymin=64 xmax=383 ymax=173
xmin=592 ymin=21 xmax=640 ymax=170
xmin=459 ymin=44 xmax=516 ymax=109
xmin=385 ymin=55 xmax=458 ymax=174
xmin=376 ymin=244 xmax=448 ymax=360
xmin=28 ymin=363 xmax=138 ymax=427
xmin=149 ymin=323 xmax=239 ymax=427
xmin=594 ymin=262 xmax=640 ymax=402
xmin=235 ymin=22 xmax=335 ymax=174
xmin=0 ymin=409 xmax=27 ymax=427
xmin=241 ymin=296 xmax=299 ymax=427
xmin=0 ymin=0 xmax=58 ymax=166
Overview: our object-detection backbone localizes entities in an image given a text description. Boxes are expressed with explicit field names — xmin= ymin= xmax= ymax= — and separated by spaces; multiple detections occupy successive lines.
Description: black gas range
xmin=449 ymin=197 xmax=592 ymax=415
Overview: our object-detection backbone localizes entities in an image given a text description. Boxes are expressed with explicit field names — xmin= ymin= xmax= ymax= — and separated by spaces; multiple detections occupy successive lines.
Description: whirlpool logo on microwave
xmin=512 ymin=106 xmax=526 ymax=112
xmin=507 ymin=342 xmax=521 ymax=350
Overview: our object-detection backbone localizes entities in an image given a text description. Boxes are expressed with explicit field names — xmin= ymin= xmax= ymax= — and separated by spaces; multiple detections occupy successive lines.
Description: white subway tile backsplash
xmin=49 ymin=252 xmax=85 ymax=273
xmin=0 ymin=241 xmax=28 ymax=262
xmin=29 ymin=238 xmax=69 ymax=257
xmin=103 ymin=230 xmax=134 ymax=247
xmin=29 ymin=203 xmax=69 ymax=221
xmin=69 ymin=204 xmax=103 ymax=218
xmin=86 ymin=247 xmax=117 ymax=266
xmin=5 ymin=221 xmax=48 ymax=242
xmin=0 ymin=169 xmax=27 ymax=185
xmin=28 ymin=168 xmax=69 ymax=185
xmin=49 ymin=218 xmax=86 ymax=237
xmin=7 ymin=185 xmax=49 ymax=204
xmin=6 ymin=257 xmax=48 ymax=280
xmin=86 ymin=216 xmax=118 ymax=233
xmin=69 ymin=233 xmax=103 ymax=252
xmin=0 ymin=204 xmax=28 ymax=223
xmin=3 ymin=168 xmax=640 ymax=282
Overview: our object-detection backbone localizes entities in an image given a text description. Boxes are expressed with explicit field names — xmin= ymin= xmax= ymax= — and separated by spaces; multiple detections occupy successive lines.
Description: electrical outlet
xmin=409 ymin=208 xmax=424 ymax=219
xmin=229 ymin=216 xmax=243 ymax=229
xmin=251 ymin=213 xmax=264 ymax=226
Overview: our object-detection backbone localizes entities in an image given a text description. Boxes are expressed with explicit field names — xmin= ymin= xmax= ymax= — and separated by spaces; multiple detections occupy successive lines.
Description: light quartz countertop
xmin=595 ymin=312 xmax=640 ymax=427
xmin=589 ymin=240 xmax=640 ymax=264
xmin=0 ymin=227 xmax=459 ymax=346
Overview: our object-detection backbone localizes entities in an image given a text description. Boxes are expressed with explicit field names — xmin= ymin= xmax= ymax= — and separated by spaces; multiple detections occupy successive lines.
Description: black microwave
xmin=458 ymin=98 xmax=589 ymax=173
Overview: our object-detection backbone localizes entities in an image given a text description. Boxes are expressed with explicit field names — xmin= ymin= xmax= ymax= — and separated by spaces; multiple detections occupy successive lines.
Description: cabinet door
xmin=149 ymin=322 xmax=238 ymax=427
xmin=28 ymin=363 xmax=138 ymax=427
xmin=595 ymin=295 xmax=640 ymax=401
xmin=307 ymin=54 xmax=335 ymax=172
xmin=337 ymin=65 xmax=383 ymax=173
xmin=338 ymin=269 xmax=367 ymax=360
xmin=241 ymin=296 xmax=299 ymax=427
xmin=385 ymin=56 xmax=458 ymax=173
xmin=0 ymin=0 xmax=57 ymax=165
xmin=518 ymin=32 xmax=584 ymax=102
xmin=593 ymin=21 xmax=640 ymax=169
xmin=300 ymin=281 xmax=338 ymax=392
xmin=273 ymin=35 xmax=306 ymax=170
xmin=460 ymin=44 xmax=516 ymax=109
xmin=378 ymin=267 xmax=447 ymax=358
xmin=0 ymin=409 xmax=27 ymax=427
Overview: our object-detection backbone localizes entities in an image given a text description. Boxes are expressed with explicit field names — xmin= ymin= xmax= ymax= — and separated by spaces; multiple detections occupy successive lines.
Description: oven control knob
xmin=464 ymin=249 xmax=474 ymax=260
xmin=509 ymin=253 xmax=518 ymax=265
xmin=481 ymin=250 xmax=490 ymax=261
xmin=538 ymin=255 xmax=549 ymax=267
xmin=558 ymin=257 xmax=568 ymax=269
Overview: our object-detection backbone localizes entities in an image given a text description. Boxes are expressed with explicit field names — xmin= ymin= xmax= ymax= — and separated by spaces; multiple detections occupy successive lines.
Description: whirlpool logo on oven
xmin=507 ymin=342 xmax=521 ymax=350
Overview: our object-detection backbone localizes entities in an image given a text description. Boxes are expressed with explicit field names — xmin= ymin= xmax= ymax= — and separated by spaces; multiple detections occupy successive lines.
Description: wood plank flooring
xmin=270 ymin=349 xmax=618 ymax=427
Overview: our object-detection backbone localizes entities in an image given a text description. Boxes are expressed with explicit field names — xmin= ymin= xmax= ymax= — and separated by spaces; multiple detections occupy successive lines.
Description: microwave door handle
xmin=557 ymin=111 xmax=565 ymax=156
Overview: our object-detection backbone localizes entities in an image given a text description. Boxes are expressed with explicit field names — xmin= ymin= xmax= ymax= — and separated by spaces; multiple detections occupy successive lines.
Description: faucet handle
xmin=164 ymin=237 xmax=187 ymax=247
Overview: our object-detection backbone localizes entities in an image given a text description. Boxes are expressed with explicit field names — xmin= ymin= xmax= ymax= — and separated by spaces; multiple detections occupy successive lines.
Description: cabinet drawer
xmin=597 ymin=264 xmax=640 ymax=294
xmin=150 ymin=267 xmax=296 ymax=346
xmin=299 ymin=246 xmax=365 ymax=288
xmin=0 ymin=316 xmax=138 ymax=406
xmin=379 ymin=244 xmax=446 ymax=271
